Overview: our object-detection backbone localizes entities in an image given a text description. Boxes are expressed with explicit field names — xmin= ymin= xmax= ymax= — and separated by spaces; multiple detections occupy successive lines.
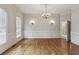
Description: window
xmin=16 ymin=16 xmax=21 ymax=38
xmin=0 ymin=8 xmax=7 ymax=45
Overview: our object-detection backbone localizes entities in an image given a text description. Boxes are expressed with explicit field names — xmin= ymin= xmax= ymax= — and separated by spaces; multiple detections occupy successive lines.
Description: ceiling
xmin=15 ymin=4 xmax=79 ymax=14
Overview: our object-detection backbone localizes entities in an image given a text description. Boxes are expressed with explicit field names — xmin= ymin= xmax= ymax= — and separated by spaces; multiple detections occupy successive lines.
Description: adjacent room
xmin=0 ymin=4 xmax=79 ymax=55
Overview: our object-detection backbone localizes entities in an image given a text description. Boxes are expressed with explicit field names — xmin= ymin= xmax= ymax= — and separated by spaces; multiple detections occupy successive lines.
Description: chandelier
xmin=41 ymin=4 xmax=51 ymax=19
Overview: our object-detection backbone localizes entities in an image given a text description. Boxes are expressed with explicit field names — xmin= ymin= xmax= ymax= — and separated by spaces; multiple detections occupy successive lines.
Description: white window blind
xmin=16 ymin=16 xmax=21 ymax=38
xmin=0 ymin=8 xmax=7 ymax=45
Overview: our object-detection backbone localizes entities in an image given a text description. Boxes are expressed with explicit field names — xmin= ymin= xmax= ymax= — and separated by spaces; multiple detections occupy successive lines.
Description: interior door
xmin=60 ymin=20 xmax=71 ymax=54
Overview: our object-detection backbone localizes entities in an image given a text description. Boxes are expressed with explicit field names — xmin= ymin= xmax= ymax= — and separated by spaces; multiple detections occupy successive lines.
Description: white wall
xmin=0 ymin=4 xmax=24 ymax=54
xmin=24 ymin=14 xmax=60 ymax=38
xmin=71 ymin=8 xmax=79 ymax=45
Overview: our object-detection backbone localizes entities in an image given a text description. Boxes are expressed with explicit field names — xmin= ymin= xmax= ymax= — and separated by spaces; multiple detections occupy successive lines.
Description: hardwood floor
xmin=70 ymin=43 xmax=79 ymax=55
xmin=2 ymin=38 xmax=79 ymax=55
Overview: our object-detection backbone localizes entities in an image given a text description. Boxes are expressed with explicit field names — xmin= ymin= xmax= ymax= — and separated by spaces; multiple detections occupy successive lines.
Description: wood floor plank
xmin=2 ymin=39 xmax=78 ymax=55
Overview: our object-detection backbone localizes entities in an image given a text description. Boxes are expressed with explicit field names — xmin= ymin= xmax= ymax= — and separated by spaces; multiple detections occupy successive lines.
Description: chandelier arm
xmin=41 ymin=4 xmax=51 ymax=19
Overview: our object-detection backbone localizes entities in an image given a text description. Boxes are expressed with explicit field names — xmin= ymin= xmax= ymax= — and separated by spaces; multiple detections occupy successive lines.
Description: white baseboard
xmin=0 ymin=38 xmax=23 ymax=54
